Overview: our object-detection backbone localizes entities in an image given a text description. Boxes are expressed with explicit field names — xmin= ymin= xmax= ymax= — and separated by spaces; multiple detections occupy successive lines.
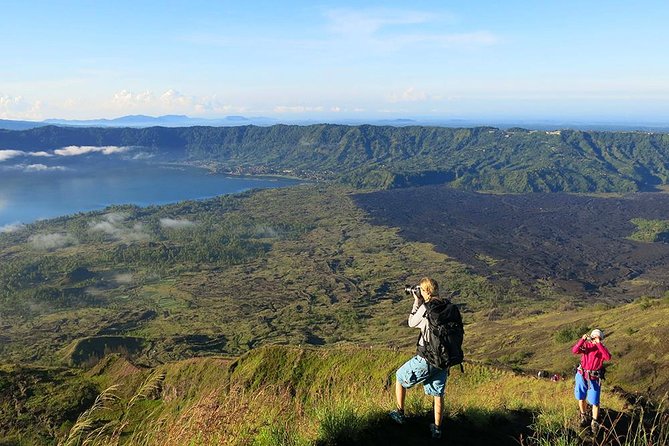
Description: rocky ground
xmin=354 ymin=187 xmax=669 ymax=301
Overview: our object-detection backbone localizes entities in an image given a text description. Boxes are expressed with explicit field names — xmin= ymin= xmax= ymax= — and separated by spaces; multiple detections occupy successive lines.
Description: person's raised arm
xmin=593 ymin=338 xmax=611 ymax=361
xmin=408 ymin=293 xmax=426 ymax=328
xmin=572 ymin=334 xmax=588 ymax=354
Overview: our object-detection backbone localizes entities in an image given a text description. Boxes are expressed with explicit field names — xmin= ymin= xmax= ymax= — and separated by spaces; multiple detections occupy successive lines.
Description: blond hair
xmin=419 ymin=277 xmax=439 ymax=301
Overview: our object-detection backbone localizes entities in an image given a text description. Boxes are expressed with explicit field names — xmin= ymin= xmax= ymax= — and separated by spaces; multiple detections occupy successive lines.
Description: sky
xmin=1 ymin=0 xmax=669 ymax=123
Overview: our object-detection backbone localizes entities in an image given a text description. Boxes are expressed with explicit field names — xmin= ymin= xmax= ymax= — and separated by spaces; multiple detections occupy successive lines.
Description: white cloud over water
xmin=54 ymin=145 xmax=132 ymax=156
xmin=1 ymin=146 xmax=127 ymax=163
xmin=0 ymin=150 xmax=27 ymax=162
xmin=0 ymin=163 xmax=68 ymax=172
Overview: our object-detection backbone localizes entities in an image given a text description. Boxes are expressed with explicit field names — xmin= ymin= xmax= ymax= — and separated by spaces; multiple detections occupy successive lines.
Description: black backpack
xmin=417 ymin=298 xmax=465 ymax=371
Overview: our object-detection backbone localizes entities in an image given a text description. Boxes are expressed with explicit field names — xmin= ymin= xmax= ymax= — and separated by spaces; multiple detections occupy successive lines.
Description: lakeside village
xmin=192 ymin=160 xmax=334 ymax=181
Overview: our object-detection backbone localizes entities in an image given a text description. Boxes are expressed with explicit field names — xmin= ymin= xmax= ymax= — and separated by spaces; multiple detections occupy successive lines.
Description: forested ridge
xmin=3 ymin=124 xmax=669 ymax=192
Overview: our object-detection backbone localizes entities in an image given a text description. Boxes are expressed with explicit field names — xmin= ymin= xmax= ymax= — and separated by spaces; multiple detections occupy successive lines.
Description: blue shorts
xmin=396 ymin=355 xmax=448 ymax=397
xmin=574 ymin=372 xmax=601 ymax=406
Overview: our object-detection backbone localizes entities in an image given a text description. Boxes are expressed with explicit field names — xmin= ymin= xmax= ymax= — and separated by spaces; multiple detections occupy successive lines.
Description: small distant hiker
xmin=572 ymin=329 xmax=611 ymax=434
xmin=390 ymin=277 xmax=464 ymax=440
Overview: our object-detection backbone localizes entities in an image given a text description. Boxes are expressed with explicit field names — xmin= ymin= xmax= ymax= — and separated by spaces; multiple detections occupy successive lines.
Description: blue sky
xmin=1 ymin=0 xmax=668 ymax=122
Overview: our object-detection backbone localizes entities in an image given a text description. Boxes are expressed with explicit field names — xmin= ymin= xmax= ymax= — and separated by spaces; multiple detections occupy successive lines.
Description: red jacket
xmin=572 ymin=338 xmax=611 ymax=371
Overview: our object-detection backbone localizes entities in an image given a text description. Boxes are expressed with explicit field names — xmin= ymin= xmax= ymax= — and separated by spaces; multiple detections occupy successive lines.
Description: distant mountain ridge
xmin=0 ymin=114 xmax=281 ymax=130
xmin=42 ymin=114 xmax=278 ymax=128
xmin=3 ymin=124 xmax=669 ymax=192
xmin=3 ymin=115 xmax=669 ymax=131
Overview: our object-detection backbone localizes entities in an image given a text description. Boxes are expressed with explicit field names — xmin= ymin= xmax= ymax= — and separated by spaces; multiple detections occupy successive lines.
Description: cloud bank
xmin=89 ymin=212 xmax=151 ymax=242
xmin=159 ymin=218 xmax=197 ymax=229
xmin=29 ymin=233 xmax=77 ymax=250
xmin=54 ymin=146 xmax=132 ymax=156
xmin=1 ymin=147 xmax=130 ymax=164
xmin=0 ymin=94 xmax=42 ymax=120
xmin=0 ymin=222 xmax=25 ymax=233
xmin=0 ymin=163 xmax=69 ymax=173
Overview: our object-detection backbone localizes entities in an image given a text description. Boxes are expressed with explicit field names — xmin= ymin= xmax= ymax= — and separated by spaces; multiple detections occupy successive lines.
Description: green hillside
xmin=3 ymin=125 xmax=669 ymax=192
xmin=0 ymin=185 xmax=515 ymax=367
xmin=1 ymin=345 xmax=647 ymax=446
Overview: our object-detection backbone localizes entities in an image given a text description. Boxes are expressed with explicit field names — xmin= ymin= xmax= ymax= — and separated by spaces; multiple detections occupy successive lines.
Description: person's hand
xmin=582 ymin=333 xmax=589 ymax=340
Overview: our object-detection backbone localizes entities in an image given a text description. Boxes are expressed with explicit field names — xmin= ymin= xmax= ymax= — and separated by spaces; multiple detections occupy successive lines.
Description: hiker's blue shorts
xmin=396 ymin=355 xmax=447 ymax=397
xmin=574 ymin=372 xmax=601 ymax=406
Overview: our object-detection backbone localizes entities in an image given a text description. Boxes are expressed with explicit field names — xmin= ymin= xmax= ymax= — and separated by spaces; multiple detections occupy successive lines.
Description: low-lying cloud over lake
xmin=0 ymin=146 xmax=134 ymax=163
xmin=0 ymin=150 xmax=52 ymax=162
xmin=0 ymin=163 xmax=69 ymax=173
xmin=54 ymin=146 xmax=133 ymax=156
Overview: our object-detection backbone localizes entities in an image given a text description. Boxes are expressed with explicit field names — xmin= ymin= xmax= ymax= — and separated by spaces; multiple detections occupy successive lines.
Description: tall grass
xmin=520 ymin=398 xmax=668 ymax=446
xmin=61 ymin=346 xmax=648 ymax=445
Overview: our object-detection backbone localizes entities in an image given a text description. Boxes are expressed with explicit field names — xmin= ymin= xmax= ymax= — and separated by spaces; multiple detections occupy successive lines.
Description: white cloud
xmin=0 ymin=150 xmax=26 ymax=162
xmin=389 ymin=87 xmax=430 ymax=103
xmin=113 ymin=273 xmax=134 ymax=284
xmin=109 ymin=89 xmax=243 ymax=116
xmin=0 ymin=222 xmax=25 ymax=233
xmin=0 ymin=94 xmax=42 ymax=120
xmin=273 ymin=105 xmax=325 ymax=114
xmin=0 ymin=163 xmax=68 ymax=173
xmin=54 ymin=145 xmax=132 ymax=156
xmin=324 ymin=8 xmax=498 ymax=50
xmin=29 ymin=233 xmax=77 ymax=250
xmin=160 ymin=89 xmax=191 ymax=107
xmin=103 ymin=212 xmax=128 ymax=224
xmin=159 ymin=218 xmax=197 ymax=229
xmin=326 ymin=8 xmax=436 ymax=37
xmin=0 ymin=150 xmax=56 ymax=163
xmin=112 ymin=89 xmax=154 ymax=107
xmin=22 ymin=164 xmax=67 ymax=172
xmin=89 ymin=213 xmax=151 ymax=242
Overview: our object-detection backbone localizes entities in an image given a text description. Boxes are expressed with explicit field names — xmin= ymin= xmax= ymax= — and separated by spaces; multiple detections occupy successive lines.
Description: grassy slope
xmin=466 ymin=296 xmax=669 ymax=397
xmin=24 ymin=346 xmax=627 ymax=446
xmin=2 ymin=185 xmax=669 ymax=444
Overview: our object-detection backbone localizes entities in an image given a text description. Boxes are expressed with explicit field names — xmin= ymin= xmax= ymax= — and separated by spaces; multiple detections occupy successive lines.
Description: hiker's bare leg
xmin=592 ymin=404 xmax=599 ymax=421
xmin=578 ymin=399 xmax=587 ymax=414
xmin=434 ymin=395 xmax=443 ymax=427
xmin=395 ymin=380 xmax=406 ymax=411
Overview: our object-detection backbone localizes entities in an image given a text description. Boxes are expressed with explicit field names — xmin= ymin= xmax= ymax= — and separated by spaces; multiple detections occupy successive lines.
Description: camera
xmin=404 ymin=285 xmax=421 ymax=295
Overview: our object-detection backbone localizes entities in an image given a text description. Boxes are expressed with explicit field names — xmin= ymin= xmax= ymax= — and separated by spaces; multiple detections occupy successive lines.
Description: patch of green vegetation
xmin=629 ymin=218 xmax=669 ymax=242
xmin=554 ymin=324 xmax=590 ymax=344
xmin=0 ymin=185 xmax=515 ymax=367
xmin=4 ymin=125 xmax=669 ymax=192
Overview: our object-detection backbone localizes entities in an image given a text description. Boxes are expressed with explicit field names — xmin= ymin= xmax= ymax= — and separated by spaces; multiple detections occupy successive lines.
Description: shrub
xmin=554 ymin=325 xmax=589 ymax=344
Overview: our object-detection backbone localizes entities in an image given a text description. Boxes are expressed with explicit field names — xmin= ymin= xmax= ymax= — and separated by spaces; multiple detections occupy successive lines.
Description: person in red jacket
xmin=572 ymin=328 xmax=611 ymax=433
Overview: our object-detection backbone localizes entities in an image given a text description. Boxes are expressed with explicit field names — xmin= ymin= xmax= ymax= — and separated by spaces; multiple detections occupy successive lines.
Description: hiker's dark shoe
xmin=389 ymin=410 xmax=406 ymax=425
xmin=430 ymin=423 xmax=442 ymax=439
xmin=590 ymin=419 xmax=600 ymax=435
xmin=579 ymin=412 xmax=589 ymax=428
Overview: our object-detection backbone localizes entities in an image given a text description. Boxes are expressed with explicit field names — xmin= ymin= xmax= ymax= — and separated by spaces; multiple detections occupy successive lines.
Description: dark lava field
xmin=354 ymin=186 xmax=669 ymax=301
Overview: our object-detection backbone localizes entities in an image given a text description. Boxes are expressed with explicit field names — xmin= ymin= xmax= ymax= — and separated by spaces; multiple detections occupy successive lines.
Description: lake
xmin=0 ymin=163 xmax=302 ymax=229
